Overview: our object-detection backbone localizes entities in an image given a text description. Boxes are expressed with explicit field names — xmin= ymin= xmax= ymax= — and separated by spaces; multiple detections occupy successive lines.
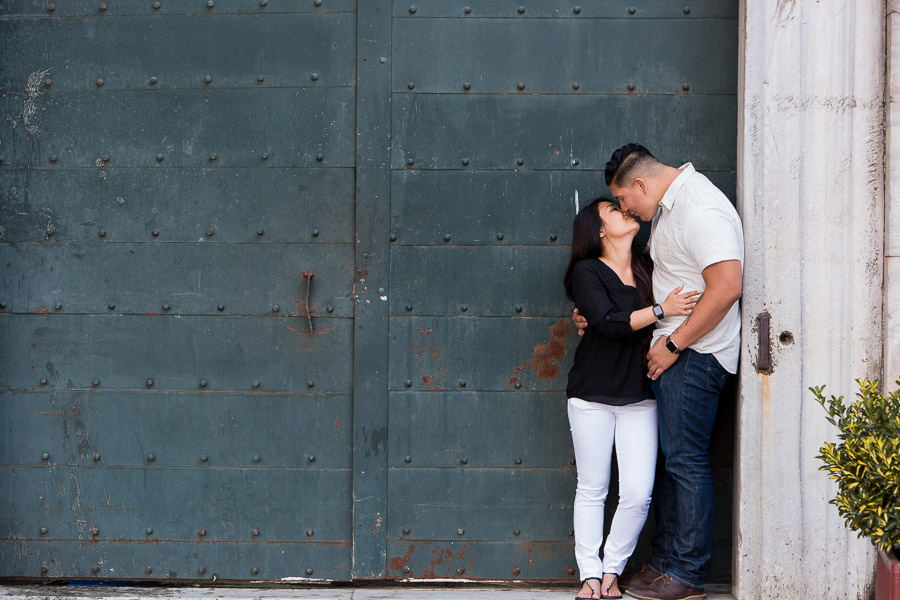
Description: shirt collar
xmin=658 ymin=162 xmax=695 ymax=211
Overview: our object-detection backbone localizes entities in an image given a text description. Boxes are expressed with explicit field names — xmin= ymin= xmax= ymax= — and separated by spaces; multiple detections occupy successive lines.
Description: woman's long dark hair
xmin=563 ymin=197 xmax=653 ymax=308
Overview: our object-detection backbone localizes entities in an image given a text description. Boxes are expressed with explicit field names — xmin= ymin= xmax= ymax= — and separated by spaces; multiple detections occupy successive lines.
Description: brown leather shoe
xmin=618 ymin=563 xmax=660 ymax=591
xmin=623 ymin=573 xmax=706 ymax=600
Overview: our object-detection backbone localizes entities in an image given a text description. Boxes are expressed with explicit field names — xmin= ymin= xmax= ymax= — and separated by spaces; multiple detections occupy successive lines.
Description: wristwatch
xmin=665 ymin=335 xmax=681 ymax=355
xmin=652 ymin=303 xmax=665 ymax=320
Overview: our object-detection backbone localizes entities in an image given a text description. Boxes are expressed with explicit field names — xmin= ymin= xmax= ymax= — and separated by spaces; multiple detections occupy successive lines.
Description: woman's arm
xmin=571 ymin=262 xmax=641 ymax=340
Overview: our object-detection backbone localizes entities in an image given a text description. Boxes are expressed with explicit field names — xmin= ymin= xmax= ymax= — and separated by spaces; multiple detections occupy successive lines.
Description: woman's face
xmin=598 ymin=200 xmax=640 ymax=240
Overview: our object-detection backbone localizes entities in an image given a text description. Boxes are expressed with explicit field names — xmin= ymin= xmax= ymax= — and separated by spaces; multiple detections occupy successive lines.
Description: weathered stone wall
xmin=734 ymin=0 xmax=885 ymax=597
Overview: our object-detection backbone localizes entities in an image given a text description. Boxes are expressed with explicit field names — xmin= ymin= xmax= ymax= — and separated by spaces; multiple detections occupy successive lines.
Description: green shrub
xmin=812 ymin=379 xmax=900 ymax=553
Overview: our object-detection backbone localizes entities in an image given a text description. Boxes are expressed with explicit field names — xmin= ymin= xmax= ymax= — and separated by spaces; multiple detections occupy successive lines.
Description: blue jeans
xmin=648 ymin=349 xmax=729 ymax=588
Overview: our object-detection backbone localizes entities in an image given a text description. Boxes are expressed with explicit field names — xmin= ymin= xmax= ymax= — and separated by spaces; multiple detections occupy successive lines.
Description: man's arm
xmin=646 ymin=259 xmax=742 ymax=380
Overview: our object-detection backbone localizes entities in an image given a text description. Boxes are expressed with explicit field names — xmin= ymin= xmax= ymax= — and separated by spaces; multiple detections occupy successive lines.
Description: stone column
xmin=886 ymin=2 xmax=900 ymax=391
xmin=734 ymin=1 xmax=884 ymax=598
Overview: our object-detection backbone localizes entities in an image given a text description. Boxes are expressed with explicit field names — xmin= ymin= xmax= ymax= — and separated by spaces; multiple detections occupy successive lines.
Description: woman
xmin=564 ymin=198 xmax=698 ymax=599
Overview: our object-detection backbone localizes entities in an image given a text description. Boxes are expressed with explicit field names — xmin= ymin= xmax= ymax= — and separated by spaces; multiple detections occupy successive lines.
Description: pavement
xmin=0 ymin=584 xmax=734 ymax=600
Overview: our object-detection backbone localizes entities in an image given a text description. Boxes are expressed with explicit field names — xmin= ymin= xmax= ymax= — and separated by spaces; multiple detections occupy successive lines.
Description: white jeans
xmin=568 ymin=397 xmax=658 ymax=579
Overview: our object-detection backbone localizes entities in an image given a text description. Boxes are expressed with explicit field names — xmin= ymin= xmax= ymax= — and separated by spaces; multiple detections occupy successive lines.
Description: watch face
xmin=666 ymin=339 xmax=679 ymax=354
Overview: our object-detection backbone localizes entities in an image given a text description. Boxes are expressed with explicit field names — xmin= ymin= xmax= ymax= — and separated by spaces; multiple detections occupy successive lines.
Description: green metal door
xmin=0 ymin=0 xmax=737 ymax=583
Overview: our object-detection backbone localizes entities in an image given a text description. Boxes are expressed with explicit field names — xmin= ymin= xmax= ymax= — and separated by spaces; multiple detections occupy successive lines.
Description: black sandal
xmin=576 ymin=577 xmax=602 ymax=599
xmin=600 ymin=573 xmax=622 ymax=599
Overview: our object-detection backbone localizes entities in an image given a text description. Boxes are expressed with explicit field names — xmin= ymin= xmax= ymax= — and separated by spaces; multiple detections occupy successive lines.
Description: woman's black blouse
xmin=566 ymin=259 xmax=654 ymax=405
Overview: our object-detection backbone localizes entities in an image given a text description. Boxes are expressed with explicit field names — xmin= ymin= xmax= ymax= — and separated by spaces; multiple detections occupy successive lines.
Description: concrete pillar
xmin=734 ymin=1 xmax=884 ymax=598
xmin=886 ymin=2 xmax=900 ymax=391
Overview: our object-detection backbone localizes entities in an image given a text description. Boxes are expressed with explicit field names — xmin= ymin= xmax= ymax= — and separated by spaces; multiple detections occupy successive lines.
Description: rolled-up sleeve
xmin=571 ymin=261 xmax=635 ymax=340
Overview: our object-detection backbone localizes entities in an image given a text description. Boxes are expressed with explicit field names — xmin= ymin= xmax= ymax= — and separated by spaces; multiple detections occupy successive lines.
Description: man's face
xmin=609 ymin=179 xmax=656 ymax=222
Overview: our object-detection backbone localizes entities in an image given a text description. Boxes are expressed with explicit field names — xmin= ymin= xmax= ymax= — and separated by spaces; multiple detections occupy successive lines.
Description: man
xmin=574 ymin=144 xmax=743 ymax=600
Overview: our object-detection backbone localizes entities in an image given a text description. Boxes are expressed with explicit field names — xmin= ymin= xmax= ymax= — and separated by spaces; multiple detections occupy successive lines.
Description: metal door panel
xmin=0 ymin=391 xmax=352 ymax=469
xmin=387 ymin=469 xmax=574 ymax=541
xmin=0 ymin=12 xmax=356 ymax=91
xmin=0 ymin=315 xmax=352 ymax=394
xmin=0 ymin=0 xmax=358 ymax=17
xmin=386 ymin=540 xmax=574 ymax=580
xmin=393 ymin=19 xmax=737 ymax=94
xmin=391 ymin=94 xmax=737 ymax=171
xmin=1 ymin=243 xmax=354 ymax=316
xmin=390 ymin=247 xmax=569 ymax=317
xmin=0 ymin=168 xmax=354 ymax=243
xmin=0 ymin=539 xmax=351 ymax=582
xmin=1 ymin=466 xmax=351 ymax=543
xmin=390 ymin=171 xmax=606 ymax=246
xmin=0 ymin=87 xmax=356 ymax=168
xmin=388 ymin=392 xmax=570 ymax=469
xmin=391 ymin=1 xmax=737 ymax=19
xmin=389 ymin=316 xmax=575 ymax=392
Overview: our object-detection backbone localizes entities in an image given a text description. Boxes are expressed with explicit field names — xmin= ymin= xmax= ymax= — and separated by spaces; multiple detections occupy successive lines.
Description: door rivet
xmin=201 ymin=455 xmax=208 ymax=462
xmin=460 ymin=457 xmax=468 ymax=464
xmin=402 ymin=527 xmax=411 ymax=535
xmin=571 ymin=158 xmax=580 ymax=166
xmin=152 ymin=230 xmax=159 ymax=237
xmin=512 ymin=567 xmax=521 ymax=576
xmin=92 ymin=379 xmax=100 ymax=387
xmin=517 ymin=81 xmax=526 ymax=90
xmin=252 ymin=529 xmax=260 ymax=536
xmin=146 ymin=567 xmax=153 ymax=575
xmin=91 ymin=527 xmax=99 ymax=536
xmin=464 ymin=6 xmax=472 ymax=14
xmin=146 ymin=378 xmax=154 ymax=387
xmin=306 ymin=528 xmax=314 ymax=537
xmin=405 ymin=304 xmax=414 ymax=311
xmin=572 ymin=82 xmax=580 ymax=90
xmin=405 ymin=379 xmax=413 ymax=387
xmin=316 ymin=153 xmax=324 ymax=162
xmin=628 ymin=6 xmax=636 ymax=14
xmin=41 ymin=566 xmax=48 ymax=574
xmin=515 ymin=305 xmax=523 ymax=313
xmin=326 ymin=305 xmax=334 ymax=313
xmin=403 ymin=566 xmax=411 ymax=574
xmin=146 ymin=528 xmax=153 ymax=535
xmin=513 ymin=528 xmax=521 ymax=536
xmin=150 ymin=76 xmax=158 ymax=85
xmin=443 ymin=233 xmax=451 ymax=242
xmin=252 ymin=567 xmax=259 ymax=575
xmin=573 ymin=6 xmax=581 ymax=13
xmin=217 ymin=304 xmax=225 ymax=312
xmin=306 ymin=568 xmax=314 ymax=576
xmin=566 ymin=567 xmax=576 ymax=576
xmin=308 ymin=455 xmax=315 ymax=463
xmin=409 ymin=5 xmax=416 ymax=13
xmin=627 ymin=82 xmax=636 ymax=91
xmin=404 ymin=456 xmax=412 ymax=463
xmin=40 ymin=527 xmax=48 ymax=535
xmin=99 ymin=3 xmax=107 ymax=11
xmin=463 ymin=82 xmax=471 ymax=91
xmin=92 ymin=566 xmax=100 ymax=574
xmin=156 ymin=154 xmax=164 ymax=162
xmin=200 ymin=379 xmax=208 ymax=387
xmin=310 ymin=73 xmax=319 ymax=81
xmin=257 ymin=74 xmax=265 ymax=83
xmin=147 ymin=453 xmax=155 ymax=461
xmin=204 ymin=75 xmax=212 ymax=84
xmin=252 ymin=381 xmax=260 ymax=389
xmin=96 ymin=78 xmax=104 ymax=87
xmin=261 ymin=153 xmax=268 ymax=160
xmin=515 ymin=458 xmax=522 ymax=465
xmin=49 ymin=153 xmax=57 ymax=163
xmin=40 ymin=378 xmax=48 ymax=385
xmin=311 ymin=228 xmax=320 ymax=237
xmin=457 ymin=528 xmax=465 ymax=535
xmin=407 ymin=82 xmax=415 ymax=90
xmin=550 ymin=233 xmax=558 ymax=242
xmin=208 ymin=153 xmax=216 ymax=161
xmin=41 ymin=453 xmax=49 ymax=461
xmin=199 ymin=567 xmax=206 ymax=574
xmin=516 ymin=158 xmax=524 ymax=166
xmin=306 ymin=380 xmax=315 ymax=388
xmin=162 ymin=304 xmax=170 ymax=311
xmin=253 ymin=455 xmax=261 ymax=462
xmin=93 ymin=452 xmax=101 ymax=462
xmin=461 ymin=158 xmax=470 ymax=166
xmin=682 ymin=83 xmax=690 ymax=91
xmin=198 ymin=528 xmax=206 ymax=537
xmin=517 ymin=6 xmax=525 ymax=14
xmin=683 ymin=6 xmax=691 ymax=14
xmin=457 ymin=567 xmax=466 ymax=575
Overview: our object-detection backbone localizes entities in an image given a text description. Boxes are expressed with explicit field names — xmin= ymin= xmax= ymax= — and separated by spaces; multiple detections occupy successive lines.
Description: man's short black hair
xmin=604 ymin=143 xmax=658 ymax=187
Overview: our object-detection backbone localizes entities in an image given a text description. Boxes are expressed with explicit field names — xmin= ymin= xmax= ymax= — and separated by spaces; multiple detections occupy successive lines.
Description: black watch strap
xmin=652 ymin=303 xmax=664 ymax=320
